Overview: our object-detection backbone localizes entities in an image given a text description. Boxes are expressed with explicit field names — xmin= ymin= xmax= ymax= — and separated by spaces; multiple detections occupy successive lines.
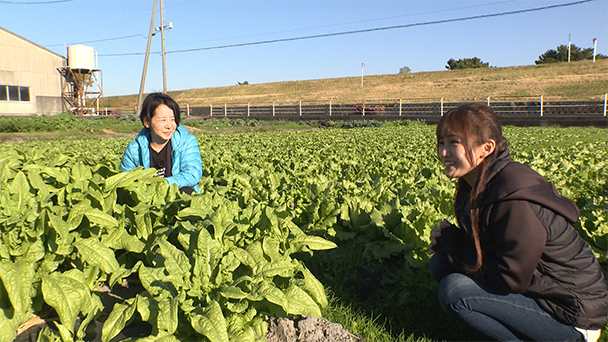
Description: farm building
xmin=0 ymin=26 xmax=66 ymax=116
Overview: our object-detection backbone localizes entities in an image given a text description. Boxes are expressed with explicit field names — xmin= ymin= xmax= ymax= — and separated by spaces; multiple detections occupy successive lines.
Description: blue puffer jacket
xmin=120 ymin=125 xmax=202 ymax=193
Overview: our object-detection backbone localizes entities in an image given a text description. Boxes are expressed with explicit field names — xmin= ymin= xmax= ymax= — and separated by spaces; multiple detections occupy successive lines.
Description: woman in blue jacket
xmin=120 ymin=93 xmax=202 ymax=194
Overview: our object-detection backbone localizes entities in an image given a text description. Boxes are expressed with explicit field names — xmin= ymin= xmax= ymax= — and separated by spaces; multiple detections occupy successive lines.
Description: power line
xmin=98 ymin=0 xmax=595 ymax=57
xmin=0 ymin=0 xmax=76 ymax=4
xmin=45 ymin=34 xmax=148 ymax=48
xmin=42 ymin=0 xmax=515 ymax=48
xmin=171 ymin=0 xmax=516 ymax=46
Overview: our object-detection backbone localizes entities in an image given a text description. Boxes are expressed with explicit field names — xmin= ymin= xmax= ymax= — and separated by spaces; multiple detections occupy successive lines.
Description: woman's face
xmin=144 ymin=104 xmax=177 ymax=144
xmin=437 ymin=133 xmax=488 ymax=185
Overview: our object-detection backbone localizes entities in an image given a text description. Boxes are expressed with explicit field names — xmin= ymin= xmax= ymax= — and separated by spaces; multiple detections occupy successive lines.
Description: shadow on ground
xmin=296 ymin=241 xmax=487 ymax=342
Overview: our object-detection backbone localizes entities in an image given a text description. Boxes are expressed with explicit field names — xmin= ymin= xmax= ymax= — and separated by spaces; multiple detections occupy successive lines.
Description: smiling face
xmin=437 ymin=133 xmax=494 ymax=186
xmin=144 ymin=104 xmax=177 ymax=146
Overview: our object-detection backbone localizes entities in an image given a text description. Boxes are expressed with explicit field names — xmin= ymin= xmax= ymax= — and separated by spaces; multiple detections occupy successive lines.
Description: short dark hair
xmin=139 ymin=92 xmax=180 ymax=126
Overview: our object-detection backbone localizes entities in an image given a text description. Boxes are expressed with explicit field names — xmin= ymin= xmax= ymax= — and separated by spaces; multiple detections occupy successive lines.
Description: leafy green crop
xmin=0 ymin=139 xmax=335 ymax=342
xmin=0 ymin=124 xmax=605 ymax=341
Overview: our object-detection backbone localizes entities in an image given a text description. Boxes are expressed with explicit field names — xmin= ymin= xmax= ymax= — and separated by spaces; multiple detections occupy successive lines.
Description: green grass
xmin=545 ymin=80 xmax=608 ymax=99
xmin=0 ymin=116 xmax=319 ymax=142
xmin=298 ymin=242 xmax=487 ymax=342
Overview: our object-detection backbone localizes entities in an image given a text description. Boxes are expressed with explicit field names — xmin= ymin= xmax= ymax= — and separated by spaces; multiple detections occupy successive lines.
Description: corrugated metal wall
xmin=0 ymin=27 xmax=66 ymax=116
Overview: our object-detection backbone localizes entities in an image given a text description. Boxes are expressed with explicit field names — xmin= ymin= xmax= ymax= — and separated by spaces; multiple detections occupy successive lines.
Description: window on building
xmin=0 ymin=85 xmax=30 ymax=102
xmin=19 ymin=87 xmax=30 ymax=102
xmin=8 ymin=86 xmax=19 ymax=101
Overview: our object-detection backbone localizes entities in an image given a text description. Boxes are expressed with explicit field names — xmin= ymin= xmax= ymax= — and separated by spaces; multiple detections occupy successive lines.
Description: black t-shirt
xmin=149 ymin=141 xmax=172 ymax=178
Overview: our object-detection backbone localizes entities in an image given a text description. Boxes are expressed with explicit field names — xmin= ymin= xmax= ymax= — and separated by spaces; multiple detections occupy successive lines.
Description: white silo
xmin=68 ymin=44 xmax=96 ymax=70
xmin=57 ymin=44 xmax=103 ymax=115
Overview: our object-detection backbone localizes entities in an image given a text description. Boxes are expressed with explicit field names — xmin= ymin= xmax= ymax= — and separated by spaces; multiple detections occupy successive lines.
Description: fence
xmin=197 ymin=94 xmax=608 ymax=118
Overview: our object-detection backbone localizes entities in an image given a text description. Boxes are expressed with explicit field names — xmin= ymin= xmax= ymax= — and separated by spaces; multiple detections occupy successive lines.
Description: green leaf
xmin=138 ymin=265 xmax=177 ymax=297
xmin=0 ymin=260 xmax=35 ymax=315
xmin=220 ymin=285 xmax=249 ymax=300
xmin=41 ymin=272 xmax=90 ymax=333
xmin=101 ymin=297 xmax=137 ymax=342
xmin=70 ymin=162 xmax=92 ymax=184
xmin=73 ymin=237 xmax=120 ymax=274
xmin=54 ymin=321 xmax=74 ymax=342
xmin=9 ymin=171 xmax=31 ymax=213
xmin=230 ymin=247 xmax=257 ymax=272
xmin=85 ymin=208 xmax=119 ymax=228
xmin=0 ymin=309 xmax=24 ymax=342
xmin=188 ymin=300 xmax=229 ymax=342
xmin=133 ymin=205 xmax=154 ymax=239
xmin=129 ymin=333 xmax=181 ymax=342
xmin=135 ymin=290 xmax=155 ymax=322
xmin=104 ymin=168 xmax=156 ymax=192
xmin=284 ymin=284 xmax=322 ymax=317
xmin=300 ymin=266 xmax=328 ymax=308
xmin=226 ymin=313 xmax=257 ymax=342
xmin=67 ymin=203 xmax=118 ymax=230
xmin=46 ymin=209 xmax=70 ymax=239
xmin=259 ymin=260 xmax=297 ymax=278
xmin=26 ymin=169 xmax=50 ymax=199
xmin=194 ymin=226 xmax=222 ymax=282
xmin=255 ymin=280 xmax=287 ymax=309
xmin=177 ymin=207 xmax=212 ymax=220
xmin=35 ymin=165 xmax=70 ymax=185
xmin=158 ymin=297 xmax=179 ymax=334
xmin=103 ymin=226 xmax=145 ymax=254
xmin=156 ymin=237 xmax=191 ymax=288
xmin=289 ymin=235 xmax=337 ymax=252
xmin=262 ymin=237 xmax=282 ymax=263
xmin=225 ymin=299 xmax=249 ymax=314
xmin=209 ymin=203 xmax=236 ymax=240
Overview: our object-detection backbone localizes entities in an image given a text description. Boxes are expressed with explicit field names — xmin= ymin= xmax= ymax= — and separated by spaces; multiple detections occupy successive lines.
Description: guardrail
xmin=196 ymin=94 xmax=608 ymax=118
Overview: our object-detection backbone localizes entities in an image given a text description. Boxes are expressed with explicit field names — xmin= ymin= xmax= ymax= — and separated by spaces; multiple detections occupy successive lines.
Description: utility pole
xmin=137 ymin=0 xmax=158 ymax=114
xmin=568 ymin=33 xmax=572 ymax=63
xmin=160 ymin=0 xmax=167 ymax=93
xmin=361 ymin=61 xmax=365 ymax=87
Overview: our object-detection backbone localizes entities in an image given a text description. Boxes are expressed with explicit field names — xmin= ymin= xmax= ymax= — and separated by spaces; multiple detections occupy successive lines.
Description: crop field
xmin=0 ymin=122 xmax=606 ymax=341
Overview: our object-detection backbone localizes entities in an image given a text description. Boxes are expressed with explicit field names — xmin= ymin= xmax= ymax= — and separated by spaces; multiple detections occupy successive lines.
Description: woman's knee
xmin=437 ymin=273 xmax=479 ymax=312
xmin=428 ymin=253 xmax=453 ymax=283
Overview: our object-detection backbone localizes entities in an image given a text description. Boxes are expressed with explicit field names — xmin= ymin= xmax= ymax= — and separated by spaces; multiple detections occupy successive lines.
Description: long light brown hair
xmin=436 ymin=103 xmax=507 ymax=273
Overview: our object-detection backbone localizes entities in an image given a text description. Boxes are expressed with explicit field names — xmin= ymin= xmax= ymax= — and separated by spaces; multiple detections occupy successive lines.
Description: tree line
xmin=399 ymin=43 xmax=607 ymax=73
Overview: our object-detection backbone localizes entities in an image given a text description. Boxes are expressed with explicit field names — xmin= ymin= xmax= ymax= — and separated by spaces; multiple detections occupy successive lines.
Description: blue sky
xmin=1 ymin=0 xmax=606 ymax=97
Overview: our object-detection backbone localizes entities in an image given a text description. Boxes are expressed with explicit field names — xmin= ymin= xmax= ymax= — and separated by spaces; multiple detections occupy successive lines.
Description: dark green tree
xmin=445 ymin=57 xmax=489 ymax=70
xmin=535 ymin=44 xmax=606 ymax=64
xmin=399 ymin=66 xmax=411 ymax=74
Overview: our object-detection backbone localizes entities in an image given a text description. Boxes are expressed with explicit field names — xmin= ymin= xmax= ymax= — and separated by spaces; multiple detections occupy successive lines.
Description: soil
xmin=265 ymin=315 xmax=365 ymax=342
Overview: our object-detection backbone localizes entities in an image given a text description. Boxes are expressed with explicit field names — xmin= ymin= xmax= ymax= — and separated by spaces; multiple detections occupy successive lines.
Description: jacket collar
xmin=484 ymin=148 xmax=511 ymax=185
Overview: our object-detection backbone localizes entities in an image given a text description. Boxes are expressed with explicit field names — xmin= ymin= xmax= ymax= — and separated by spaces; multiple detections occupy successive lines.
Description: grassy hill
xmin=101 ymin=60 xmax=608 ymax=109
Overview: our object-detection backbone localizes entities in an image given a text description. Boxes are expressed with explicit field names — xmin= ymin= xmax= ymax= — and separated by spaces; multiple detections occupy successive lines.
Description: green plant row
xmin=0 ymin=140 xmax=336 ymax=342
xmin=0 ymin=124 xmax=605 ymax=341
xmin=0 ymin=113 xmax=142 ymax=134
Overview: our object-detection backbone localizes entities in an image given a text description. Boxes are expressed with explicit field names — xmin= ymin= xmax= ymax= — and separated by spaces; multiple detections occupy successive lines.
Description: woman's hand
xmin=428 ymin=219 xmax=451 ymax=254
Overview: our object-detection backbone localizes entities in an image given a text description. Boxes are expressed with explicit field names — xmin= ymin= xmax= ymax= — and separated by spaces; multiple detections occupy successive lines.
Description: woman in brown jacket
xmin=429 ymin=103 xmax=607 ymax=341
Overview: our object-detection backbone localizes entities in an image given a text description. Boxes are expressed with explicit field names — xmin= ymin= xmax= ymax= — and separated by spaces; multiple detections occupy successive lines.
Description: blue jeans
xmin=429 ymin=253 xmax=583 ymax=342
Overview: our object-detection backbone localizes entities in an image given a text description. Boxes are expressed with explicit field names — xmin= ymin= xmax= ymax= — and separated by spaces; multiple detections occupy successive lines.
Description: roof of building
xmin=0 ymin=26 xmax=66 ymax=60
